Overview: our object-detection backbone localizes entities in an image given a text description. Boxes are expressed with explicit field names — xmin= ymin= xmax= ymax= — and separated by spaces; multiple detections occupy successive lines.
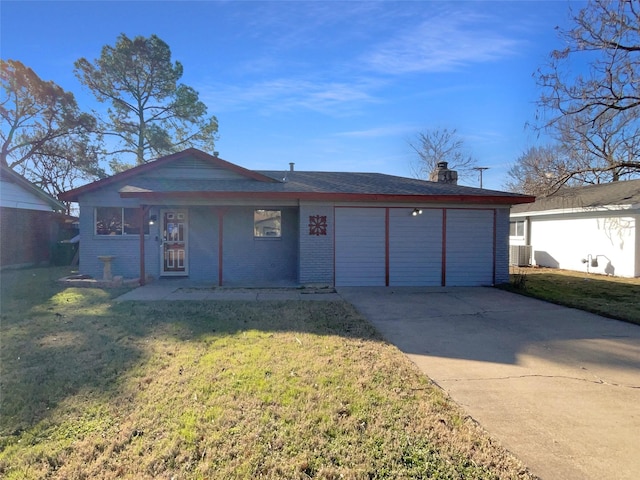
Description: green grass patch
xmin=503 ymin=267 xmax=640 ymax=325
xmin=1 ymin=267 xmax=534 ymax=479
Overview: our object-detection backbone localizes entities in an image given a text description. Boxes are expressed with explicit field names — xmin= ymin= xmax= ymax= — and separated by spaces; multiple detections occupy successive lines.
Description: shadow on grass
xmin=1 ymin=267 xmax=379 ymax=442
xmin=501 ymin=272 xmax=640 ymax=325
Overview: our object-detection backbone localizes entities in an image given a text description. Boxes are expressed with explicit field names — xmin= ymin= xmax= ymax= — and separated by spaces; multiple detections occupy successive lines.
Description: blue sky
xmin=1 ymin=1 xmax=585 ymax=190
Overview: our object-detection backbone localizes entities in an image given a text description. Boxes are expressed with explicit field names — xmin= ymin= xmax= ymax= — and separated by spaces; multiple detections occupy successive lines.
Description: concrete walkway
xmin=115 ymin=282 xmax=342 ymax=302
xmin=337 ymin=287 xmax=640 ymax=480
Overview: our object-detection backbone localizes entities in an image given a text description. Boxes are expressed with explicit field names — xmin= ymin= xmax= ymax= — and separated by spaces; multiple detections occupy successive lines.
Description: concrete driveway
xmin=337 ymin=287 xmax=640 ymax=480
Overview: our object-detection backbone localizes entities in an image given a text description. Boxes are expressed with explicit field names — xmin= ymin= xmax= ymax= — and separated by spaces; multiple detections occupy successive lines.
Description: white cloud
xmin=364 ymin=11 xmax=522 ymax=74
xmin=335 ymin=124 xmax=419 ymax=138
xmin=198 ymin=77 xmax=382 ymax=116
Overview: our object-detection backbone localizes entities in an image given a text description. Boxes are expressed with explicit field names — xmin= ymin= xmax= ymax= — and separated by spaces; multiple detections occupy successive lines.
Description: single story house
xmin=0 ymin=164 xmax=67 ymax=268
xmin=510 ymin=179 xmax=640 ymax=277
xmin=59 ymin=149 xmax=534 ymax=287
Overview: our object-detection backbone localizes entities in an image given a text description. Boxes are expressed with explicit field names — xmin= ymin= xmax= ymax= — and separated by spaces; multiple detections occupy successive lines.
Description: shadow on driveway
xmin=338 ymin=286 xmax=640 ymax=480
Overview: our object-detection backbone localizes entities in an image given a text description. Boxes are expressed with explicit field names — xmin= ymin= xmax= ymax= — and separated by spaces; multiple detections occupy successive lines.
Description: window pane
xmin=254 ymin=209 xmax=281 ymax=237
xmin=96 ymin=207 xmax=123 ymax=235
xmin=510 ymin=221 xmax=525 ymax=237
xmin=124 ymin=208 xmax=149 ymax=235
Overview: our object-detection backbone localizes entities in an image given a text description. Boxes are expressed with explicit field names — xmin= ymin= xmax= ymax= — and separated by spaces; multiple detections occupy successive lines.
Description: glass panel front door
xmin=162 ymin=210 xmax=188 ymax=275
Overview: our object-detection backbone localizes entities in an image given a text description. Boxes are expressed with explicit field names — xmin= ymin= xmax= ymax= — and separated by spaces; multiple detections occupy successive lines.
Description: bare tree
xmin=409 ymin=128 xmax=477 ymax=181
xmin=505 ymin=145 xmax=574 ymax=195
xmin=536 ymin=0 xmax=640 ymax=181
xmin=556 ymin=108 xmax=640 ymax=183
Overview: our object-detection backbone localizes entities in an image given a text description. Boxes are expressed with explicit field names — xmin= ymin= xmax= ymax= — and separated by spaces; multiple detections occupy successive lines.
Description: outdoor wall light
xmin=412 ymin=208 xmax=423 ymax=216
xmin=149 ymin=215 xmax=157 ymax=225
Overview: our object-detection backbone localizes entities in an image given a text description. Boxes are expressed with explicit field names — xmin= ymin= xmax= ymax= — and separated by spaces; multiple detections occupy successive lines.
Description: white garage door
xmin=389 ymin=208 xmax=442 ymax=286
xmin=335 ymin=208 xmax=386 ymax=286
xmin=445 ymin=209 xmax=494 ymax=286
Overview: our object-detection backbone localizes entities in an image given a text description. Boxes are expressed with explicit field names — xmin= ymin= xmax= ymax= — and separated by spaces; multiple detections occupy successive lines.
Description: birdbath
xmin=97 ymin=255 xmax=116 ymax=281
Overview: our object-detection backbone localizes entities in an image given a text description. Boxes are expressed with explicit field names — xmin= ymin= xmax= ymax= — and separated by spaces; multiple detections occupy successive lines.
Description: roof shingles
xmin=119 ymin=171 xmax=528 ymax=197
xmin=59 ymin=148 xmax=533 ymax=205
xmin=511 ymin=179 xmax=640 ymax=214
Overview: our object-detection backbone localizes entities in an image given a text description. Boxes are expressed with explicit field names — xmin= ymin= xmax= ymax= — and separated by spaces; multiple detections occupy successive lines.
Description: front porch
xmin=81 ymin=205 xmax=301 ymax=287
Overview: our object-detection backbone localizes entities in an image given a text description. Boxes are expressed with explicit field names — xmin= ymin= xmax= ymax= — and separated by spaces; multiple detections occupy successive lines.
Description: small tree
xmin=0 ymin=59 xmax=103 ymax=203
xmin=74 ymin=34 xmax=218 ymax=169
xmin=409 ymin=128 xmax=477 ymax=182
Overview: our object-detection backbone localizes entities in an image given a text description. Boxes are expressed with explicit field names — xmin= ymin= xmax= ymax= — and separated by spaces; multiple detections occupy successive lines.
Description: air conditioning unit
xmin=509 ymin=245 xmax=532 ymax=266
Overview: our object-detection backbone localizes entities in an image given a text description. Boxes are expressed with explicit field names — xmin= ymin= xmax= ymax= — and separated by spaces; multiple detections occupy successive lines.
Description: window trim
xmin=95 ymin=207 xmax=149 ymax=236
xmin=509 ymin=220 xmax=525 ymax=238
xmin=254 ymin=209 xmax=282 ymax=239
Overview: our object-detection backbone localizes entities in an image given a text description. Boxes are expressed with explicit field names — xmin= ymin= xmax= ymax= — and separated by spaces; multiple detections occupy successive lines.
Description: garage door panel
xmin=446 ymin=209 xmax=494 ymax=286
xmin=335 ymin=208 xmax=385 ymax=286
xmin=389 ymin=208 xmax=442 ymax=286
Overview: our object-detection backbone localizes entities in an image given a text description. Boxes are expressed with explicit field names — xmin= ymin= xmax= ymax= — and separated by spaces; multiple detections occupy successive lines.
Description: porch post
xmin=218 ymin=211 xmax=224 ymax=286
xmin=212 ymin=207 xmax=228 ymax=287
xmin=139 ymin=205 xmax=151 ymax=286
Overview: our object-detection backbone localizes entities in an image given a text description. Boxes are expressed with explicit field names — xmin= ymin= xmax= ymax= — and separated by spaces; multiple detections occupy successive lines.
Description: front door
xmin=161 ymin=209 xmax=188 ymax=276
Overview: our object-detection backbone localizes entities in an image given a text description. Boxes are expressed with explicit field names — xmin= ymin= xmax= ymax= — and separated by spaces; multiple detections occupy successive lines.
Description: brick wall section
xmin=299 ymin=203 xmax=334 ymax=285
xmin=494 ymin=207 xmax=511 ymax=284
xmin=0 ymin=207 xmax=57 ymax=268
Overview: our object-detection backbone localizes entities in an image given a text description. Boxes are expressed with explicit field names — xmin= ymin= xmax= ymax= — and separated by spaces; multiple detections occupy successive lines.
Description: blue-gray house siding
xmin=60 ymin=148 xmax=533 ymax=287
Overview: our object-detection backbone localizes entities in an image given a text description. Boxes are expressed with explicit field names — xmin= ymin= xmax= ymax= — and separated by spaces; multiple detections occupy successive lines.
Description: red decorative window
xmin=308 ymin=215 xmax=327 ymax=236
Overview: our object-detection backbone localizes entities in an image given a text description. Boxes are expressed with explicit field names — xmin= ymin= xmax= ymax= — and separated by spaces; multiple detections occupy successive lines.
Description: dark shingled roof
xmin=59 ymin=148 xmax=534 ymax=205
xmin=511 ymin=179 xmax=640 ymax=214
xmin=259 ymin=171 xmax=520 ymax=196
xmin=118 ymin=170 xmax=526 ymax=197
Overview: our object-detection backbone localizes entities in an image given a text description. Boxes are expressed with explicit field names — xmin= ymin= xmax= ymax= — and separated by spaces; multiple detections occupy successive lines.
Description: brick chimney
xmin=430 ymin=161 xmax=458 ymax=185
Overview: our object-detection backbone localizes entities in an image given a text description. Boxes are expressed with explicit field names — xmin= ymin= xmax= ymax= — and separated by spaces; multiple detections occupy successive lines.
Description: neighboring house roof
xmin=59 ymin=148 xmax=535 ymax=205
xmin=0 ymin=164 xmax=66 ymax=212
xmin=511 ymin=179 xmax=640 ymax=215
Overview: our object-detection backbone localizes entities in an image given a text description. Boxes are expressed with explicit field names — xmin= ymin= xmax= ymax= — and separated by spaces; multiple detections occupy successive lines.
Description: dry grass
xmin=1 ymin=267 xmax=535 ymax=479
xmin=505 ymin=267 xmax=640 ymax=325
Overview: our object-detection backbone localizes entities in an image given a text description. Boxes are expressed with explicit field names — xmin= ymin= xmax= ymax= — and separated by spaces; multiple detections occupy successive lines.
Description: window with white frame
xmin=254 ymin=209 xmax=281 ymax=237
xmin=509 ymin=220 xmax=525 ymax=238
xmin=95 ymin=207 xmax=149 ymax=235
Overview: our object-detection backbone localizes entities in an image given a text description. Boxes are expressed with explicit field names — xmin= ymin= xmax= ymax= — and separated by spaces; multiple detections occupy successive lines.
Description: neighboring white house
xmin=0 ymin=165 xmax=67 ymax=268
xmin=509 ymin=179 xmax=640 ymax=278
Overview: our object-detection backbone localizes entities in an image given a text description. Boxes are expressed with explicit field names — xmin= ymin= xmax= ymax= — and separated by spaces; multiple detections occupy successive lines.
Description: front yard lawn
xmin=0 ymin=267 xmax=534 ymax=479
xmin=504 ymin=267 xmax=640 ymax=325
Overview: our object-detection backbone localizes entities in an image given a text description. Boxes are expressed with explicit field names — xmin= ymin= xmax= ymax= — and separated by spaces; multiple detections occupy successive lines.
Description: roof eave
xmin=1 ymin=165 xmax=66 ymax=211
xmin=119 ymin=190 xmax=535 ymax=205
xmin=511 ymin=202 xmax=639 ymax=217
